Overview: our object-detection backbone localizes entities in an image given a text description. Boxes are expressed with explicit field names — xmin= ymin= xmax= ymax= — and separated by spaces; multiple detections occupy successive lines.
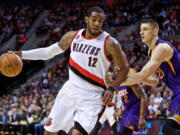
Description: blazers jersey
xmin=69 ymin=29 xmax=111 ymax=92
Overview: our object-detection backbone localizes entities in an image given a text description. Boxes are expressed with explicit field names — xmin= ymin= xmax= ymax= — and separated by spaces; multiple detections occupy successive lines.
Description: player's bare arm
xmin=131 ymin=84 xmax=147 ymax=130
xmin=105 ymin=71 xmax=112 ymax=87
xmin=121 ymin=43 xmax=173 ymax=86
xmin=14 ymin=31 xmax=77 ymax=59
xmin=58 ymin=31 xmax=77 ymax=51
xmin=102 ymin=37 xmax=129 ymax=105
xmin=124 ymin=68 xmax=158 ymax=86
xmin=141 ymin=73 xmax=159 ymax=87
xmin=106 ymin=37 xmax=129 ymax=88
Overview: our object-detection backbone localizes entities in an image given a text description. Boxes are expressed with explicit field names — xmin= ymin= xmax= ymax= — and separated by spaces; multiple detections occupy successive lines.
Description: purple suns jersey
xmin=155 ymin=39 xmax=180 ymax=100
xmin=117 ymin=86 xmax=140 ymax=110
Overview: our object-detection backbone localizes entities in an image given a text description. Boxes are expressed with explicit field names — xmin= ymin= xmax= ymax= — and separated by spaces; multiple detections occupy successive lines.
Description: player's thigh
xmin=74 ymin=99 xmax=103 ymax=134
xmin=45 ymin=86 xmax=78 ymax=132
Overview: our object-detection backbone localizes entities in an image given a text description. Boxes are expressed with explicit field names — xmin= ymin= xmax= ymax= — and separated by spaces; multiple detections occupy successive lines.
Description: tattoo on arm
xmin=58 ymin=31 xmax=77 ymax=51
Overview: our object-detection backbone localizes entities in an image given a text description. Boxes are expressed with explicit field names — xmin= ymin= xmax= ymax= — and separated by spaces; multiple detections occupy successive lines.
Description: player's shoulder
xmin=155 ymin=42 xmax=173 ymax=55
xmin=153 ymin=42 xmax=174 ymax=61
xmin=157 ymin=42 xmax=172 ymax=50
xmin=106 ymin=36 xmax=120 ymax=47
xmin=61 ymin=31 xmax=78 ymax=43
xmin=64 ymin=31 xmax=78 ymax=38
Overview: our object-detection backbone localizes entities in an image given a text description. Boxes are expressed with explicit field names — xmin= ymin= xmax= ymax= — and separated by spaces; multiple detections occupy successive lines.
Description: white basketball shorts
xmin=99 ymin=106 xmax=116 ymax=127
xmin=44 ymin=80 xmax=103 ymax=134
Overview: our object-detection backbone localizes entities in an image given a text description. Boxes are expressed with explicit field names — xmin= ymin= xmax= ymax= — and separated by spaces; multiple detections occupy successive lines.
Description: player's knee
xmin=44 ymin=130 xmax=59 ymax=135
xmin=73 ymin=121 xmax=88 ymax=135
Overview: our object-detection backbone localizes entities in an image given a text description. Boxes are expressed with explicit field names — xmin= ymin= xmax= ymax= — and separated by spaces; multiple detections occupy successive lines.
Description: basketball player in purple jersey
xmin=118 ymin=84 xmax=147 ymax=135
xmin=114 ymin=67 xmax=147 ymax=135
xmin=122 ymin=19 xmax=180 ymax=135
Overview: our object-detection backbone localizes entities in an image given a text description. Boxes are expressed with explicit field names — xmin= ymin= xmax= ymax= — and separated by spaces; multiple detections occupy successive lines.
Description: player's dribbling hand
xmin=102 ymin=90 xmax=113 ymax=105
xmin=138 ymin=117 xmax=146 ymax=130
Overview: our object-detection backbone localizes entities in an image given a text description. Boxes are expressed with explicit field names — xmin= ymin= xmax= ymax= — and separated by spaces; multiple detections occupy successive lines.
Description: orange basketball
xmin=0 ymin=53 xmax=23 ymax=77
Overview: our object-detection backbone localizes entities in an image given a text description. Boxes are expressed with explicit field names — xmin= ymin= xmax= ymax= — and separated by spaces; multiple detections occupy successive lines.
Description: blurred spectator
xmin=34 ymin=110 xmax=50 ymax=135
xmin=154 ymin=91 xmax=163 ymax=106
xmin=160 ymin=89 xmax=171 ymax=109
xmin=148 ymin=97 xmax=159 ymax=113
xmin=147 ymin=109 xmax=156 ymax=119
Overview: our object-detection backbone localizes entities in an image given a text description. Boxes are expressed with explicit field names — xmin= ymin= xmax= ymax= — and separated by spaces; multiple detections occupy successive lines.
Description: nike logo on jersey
xmin=72 ymin=42 xmax=101 ymax=56
xmin=118 ymin=89 xmax=128 ymax=96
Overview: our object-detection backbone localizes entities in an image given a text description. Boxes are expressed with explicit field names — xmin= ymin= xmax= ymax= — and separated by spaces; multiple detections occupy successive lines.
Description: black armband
xmin=106 ymin=86 xmax=115 ymax=92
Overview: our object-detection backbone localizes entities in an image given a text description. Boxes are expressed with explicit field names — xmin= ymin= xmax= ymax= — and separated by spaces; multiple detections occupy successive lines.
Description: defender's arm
xmin=121 ymin=43 xmax=173 ymax=86
xmin=131 ymin=84 xmax=147 ymax=130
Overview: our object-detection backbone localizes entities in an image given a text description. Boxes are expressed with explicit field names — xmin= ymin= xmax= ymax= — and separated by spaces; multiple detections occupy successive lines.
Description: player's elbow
xmin=151 ymin=79 xmax=159 ymax=87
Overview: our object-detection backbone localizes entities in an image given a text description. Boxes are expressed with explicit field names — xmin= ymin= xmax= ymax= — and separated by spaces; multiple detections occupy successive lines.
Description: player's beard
xmin=87 ymin=23 xmax=98 ymax=36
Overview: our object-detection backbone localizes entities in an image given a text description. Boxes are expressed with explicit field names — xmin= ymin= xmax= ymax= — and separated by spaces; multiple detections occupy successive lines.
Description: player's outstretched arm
xmin=131 ymin=84 xmax=147 ymax=130
xmin=126 ymin=68 xmax=159 ymax=87
xmin=102 ymin=37 xmax=129 ymax=105
xmin=141 ymin=73 xmax=159 ymax=87
xmin=14 ymin=31 xmax=77 ymax=60
xmin=121 ymin=43 xmax=173 ymax=86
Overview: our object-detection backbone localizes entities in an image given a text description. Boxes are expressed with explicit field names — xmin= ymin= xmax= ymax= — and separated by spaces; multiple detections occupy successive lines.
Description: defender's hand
xmin=102 ymin=90 xmax=113 ymax=105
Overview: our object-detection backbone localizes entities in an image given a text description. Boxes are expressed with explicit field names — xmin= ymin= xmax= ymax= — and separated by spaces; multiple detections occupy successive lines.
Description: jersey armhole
xmin=104 ymin=35 xmax=111 ymax=62
xmin=70 ymin=30 xmax=80 ymax=46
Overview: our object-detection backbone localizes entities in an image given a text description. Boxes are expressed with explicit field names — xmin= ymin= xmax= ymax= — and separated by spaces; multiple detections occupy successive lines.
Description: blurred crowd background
xmin=0 ymin=0 xmax=179 ymax=134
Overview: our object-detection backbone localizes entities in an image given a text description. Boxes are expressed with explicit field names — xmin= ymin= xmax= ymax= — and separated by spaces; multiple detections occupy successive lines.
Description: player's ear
xmin=85 ymin=16 xmax=89 ymax=24
xmin=153 ymin=28 xmax=159 ymax=35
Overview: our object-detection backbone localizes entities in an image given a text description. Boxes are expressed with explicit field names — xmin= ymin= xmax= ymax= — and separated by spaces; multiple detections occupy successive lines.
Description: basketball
xmin=0 ymin=53 xmax=23 ymax=77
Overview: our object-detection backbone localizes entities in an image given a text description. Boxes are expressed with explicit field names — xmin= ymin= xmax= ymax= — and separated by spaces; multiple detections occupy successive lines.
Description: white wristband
xmin=22 ymin=42 xmax=64 ymax=60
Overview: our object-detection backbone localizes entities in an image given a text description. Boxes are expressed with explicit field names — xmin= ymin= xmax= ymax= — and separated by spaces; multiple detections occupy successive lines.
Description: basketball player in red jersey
xmin=13 ymin=7 xmax=129 ymax=135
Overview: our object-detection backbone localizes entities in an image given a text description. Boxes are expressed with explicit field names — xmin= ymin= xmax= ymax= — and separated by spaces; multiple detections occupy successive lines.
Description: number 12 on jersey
xmin=88 ymin=57 xmax=97 ymax=67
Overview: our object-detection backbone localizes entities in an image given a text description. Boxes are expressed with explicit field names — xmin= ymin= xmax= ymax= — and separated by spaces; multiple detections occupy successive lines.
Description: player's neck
xmin=85 ymin=29 xmax=100 ymax=38
xmin=148 ymin=36 xmax=158 ymax=50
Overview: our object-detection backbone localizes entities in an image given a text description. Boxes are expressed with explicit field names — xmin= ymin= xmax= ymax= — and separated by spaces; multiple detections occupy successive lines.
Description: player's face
xmin=85 ymin=12 xmax=104 ymax=35
xmin=140 ymin=23 xmax=156 ymax=44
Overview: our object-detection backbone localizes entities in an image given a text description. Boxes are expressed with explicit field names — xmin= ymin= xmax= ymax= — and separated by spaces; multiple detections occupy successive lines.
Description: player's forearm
xmin=140 ymin=96 xmax=147 ymax=118
xmin=121 ymin=72 xmax=149 ymax=86
xmin=110 ymin=66 xmax=129 ymax=89
xmin=21 ymin=43 xmax=64 ymax=60
xmin=141 ymin=77 xmax=159 ymax=87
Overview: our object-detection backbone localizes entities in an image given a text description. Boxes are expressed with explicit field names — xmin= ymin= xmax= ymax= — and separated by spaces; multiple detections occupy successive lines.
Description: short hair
xmin=141 ymin=19 xmax=159 ymax=29
xmin=86 ymin=6 xmax=104 ymax=17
